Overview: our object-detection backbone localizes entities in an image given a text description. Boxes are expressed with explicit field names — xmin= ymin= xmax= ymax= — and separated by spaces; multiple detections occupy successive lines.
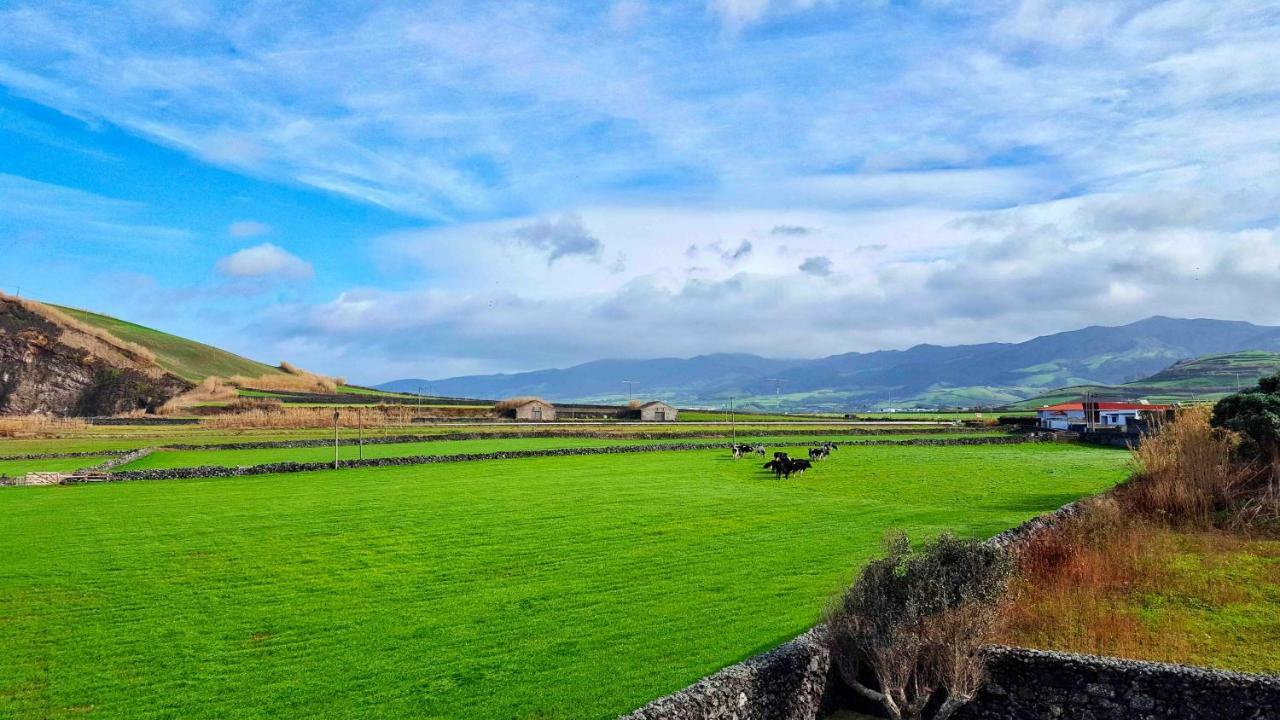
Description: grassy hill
xmin=1009 ymin=351 xmax=1280 ymax=409
xmin=54 ymin=305 xmax=282 ymax=383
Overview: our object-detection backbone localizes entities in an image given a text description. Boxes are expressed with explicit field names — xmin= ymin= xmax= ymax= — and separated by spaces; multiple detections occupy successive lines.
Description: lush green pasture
xmin=0 ymin=443 xmax=1127 ymax=719
xmin=0 ymin=456 xmax=110 ymax=477
xmin=54 ymin=305 xmax=281 ymax=382
xmin=0 ymin=422 xmax=952 ymax=457
xmin=114 ymin=433 xmax=1003 ymax=471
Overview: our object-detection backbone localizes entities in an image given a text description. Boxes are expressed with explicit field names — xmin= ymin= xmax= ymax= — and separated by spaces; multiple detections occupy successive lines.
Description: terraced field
xmin=0 ymin=442 xmax=1128 ymax=719
xmin=112 ymin=432 xmax=1005 ymax=471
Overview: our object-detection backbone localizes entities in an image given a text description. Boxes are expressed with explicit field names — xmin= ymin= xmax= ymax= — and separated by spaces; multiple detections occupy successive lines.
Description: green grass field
xmin=113 ymin=433 xmax=1004 ymax=471
xmin=0 ymin=456 xmax=111 ymax=477
xmin=0 ymin=422 xmax=961 ymax=457
xmin=0 ymin=442 xmax=1127 ymax=719
xmin=54 ymin=305 xmax=281 ymax=382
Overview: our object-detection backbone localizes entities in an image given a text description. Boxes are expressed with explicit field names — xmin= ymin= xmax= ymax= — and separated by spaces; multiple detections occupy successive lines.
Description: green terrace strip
xmin=0 ymin=443 xmax=1128 ymax=719
xmin=0 ymin=423 xmax=961 ymax=456
xmin=0 ymin=456 xmax=112 ymax=478
xmin=113 ymin=433 xmax=1008 ymax=472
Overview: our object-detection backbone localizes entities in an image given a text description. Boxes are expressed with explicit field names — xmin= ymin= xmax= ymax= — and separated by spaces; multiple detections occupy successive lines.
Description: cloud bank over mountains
xmin=1 ymin=1 xmax=1278 ymax=381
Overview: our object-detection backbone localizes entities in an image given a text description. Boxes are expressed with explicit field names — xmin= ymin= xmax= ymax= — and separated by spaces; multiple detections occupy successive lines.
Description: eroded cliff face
xmin=0 ymin=300 xmax=191 ymax=416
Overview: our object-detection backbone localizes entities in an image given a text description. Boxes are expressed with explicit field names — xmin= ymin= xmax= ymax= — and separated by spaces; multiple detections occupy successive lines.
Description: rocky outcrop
xmin=0 ymin=297 xmax=190 ymax=416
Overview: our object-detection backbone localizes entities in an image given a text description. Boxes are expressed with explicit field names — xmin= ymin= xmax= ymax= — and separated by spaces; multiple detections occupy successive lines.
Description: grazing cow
xmin=808 ymin=447 xmax=830 ymax=461
xmin=823 ymin=441 xmax=839 ymax=451
xmin=762 ymin=458 xmax=790 ymax=479
xmin=732 ymin=443 xmax=754 ymax=459
xmin=773 ymin=451 xmax=790 ymax=462
xmin=789 ymin=459 xmax=813 ymax=474
xmin=754 ymin=444 xmax=767 ymax=457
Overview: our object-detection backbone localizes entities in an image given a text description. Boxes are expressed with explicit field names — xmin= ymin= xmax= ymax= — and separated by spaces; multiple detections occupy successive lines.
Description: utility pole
xmin=333 ymin=409 xmax=341 ymax=470
xmin=622 ymin=380 xmax=639 ymax=404
xmin=767 ymin=378 xmax=787 ymax=412
xmin=357 ymin=407 xmax=364 ymax=461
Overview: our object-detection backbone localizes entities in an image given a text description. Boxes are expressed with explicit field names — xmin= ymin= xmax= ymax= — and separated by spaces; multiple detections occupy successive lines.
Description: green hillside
xmin=53 ymin=305 xmax=283 ymax=382
xmin=1009 ymin=351 xmax=1280 ymax=409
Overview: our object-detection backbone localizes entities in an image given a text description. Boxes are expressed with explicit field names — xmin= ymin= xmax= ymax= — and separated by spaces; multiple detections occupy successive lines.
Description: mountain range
xmin=377 ymin=317 xmax=1280 ymax=411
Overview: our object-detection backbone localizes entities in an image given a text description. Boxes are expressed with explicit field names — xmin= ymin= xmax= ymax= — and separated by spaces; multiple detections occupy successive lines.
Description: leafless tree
xmin=825 ymin=532 xmax=1014 ymax=720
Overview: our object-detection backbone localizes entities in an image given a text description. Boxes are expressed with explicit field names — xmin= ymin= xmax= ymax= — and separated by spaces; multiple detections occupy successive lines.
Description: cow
xmin=773 ymin=451 xmax=790 ymax=462
xmin=807 ymin=447 xmax=829 ymax=461
xmin=789 ymin=459 xmax=813 ymax=474
xmin=762 ymin=458 xmax=790 ymax=479
xmin=731 ymin=443 xmax=754 ymax=459
xmin=754 ymin=444 xmax=767 ymax=457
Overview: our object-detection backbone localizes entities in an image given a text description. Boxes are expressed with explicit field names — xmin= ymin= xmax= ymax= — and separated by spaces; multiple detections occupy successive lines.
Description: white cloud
xmin=216 ymin=243 xmax=312 ymax=279
xmin=227 ymin=219 xmax=271 ymax=237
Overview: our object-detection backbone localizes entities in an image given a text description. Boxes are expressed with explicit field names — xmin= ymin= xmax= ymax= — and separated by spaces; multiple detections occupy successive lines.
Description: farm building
xmin=511 ymin=399 xmax=556 ymax=421
xmin=638 ymin=401 xmax=677 ymax=422
xmin=1036 ymin=401 xmax=1172 ymax=431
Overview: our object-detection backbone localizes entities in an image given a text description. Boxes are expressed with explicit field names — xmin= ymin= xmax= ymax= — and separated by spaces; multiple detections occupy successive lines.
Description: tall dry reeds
xmin=159 ymin=377 xmax=241 ymax=413
xmin=1124 ymin=405 xmax=1246 ymax=526
xmin=227 ymin=362 xmax=344 ymax=394
xmin=0 ymin=415 xmax=89 ymax=438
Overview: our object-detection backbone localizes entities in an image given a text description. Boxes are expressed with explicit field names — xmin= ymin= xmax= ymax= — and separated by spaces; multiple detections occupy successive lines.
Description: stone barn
xmin=512 ymin=399 xmax=556 ymax=421
xmin=638 ymin=401 xmax=677 ymax=422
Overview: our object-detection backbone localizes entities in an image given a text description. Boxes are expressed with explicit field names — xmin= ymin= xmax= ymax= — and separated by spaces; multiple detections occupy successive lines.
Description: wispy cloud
xmin=4 ymin=0 xmax=1280 ymax=380
xmin=228 ymin=219 xmax=271 ymax=237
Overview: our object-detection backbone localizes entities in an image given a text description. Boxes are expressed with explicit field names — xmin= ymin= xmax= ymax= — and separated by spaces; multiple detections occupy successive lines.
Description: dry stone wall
xmin=958 ymin=647 xmax=1280 ymax=720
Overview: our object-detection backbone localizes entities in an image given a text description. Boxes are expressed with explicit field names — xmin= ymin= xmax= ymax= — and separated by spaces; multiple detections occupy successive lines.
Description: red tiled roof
xmin=1038 ymin=401 xmax=1173 ymax=413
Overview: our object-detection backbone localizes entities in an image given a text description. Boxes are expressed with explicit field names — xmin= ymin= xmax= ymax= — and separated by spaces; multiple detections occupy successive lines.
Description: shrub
xmin=826 ymin=532 xmax=1015 ymax=720
xmin=1126 ymin=404 xmax=1245 ymax=525
xmin=1212 ymin=377 xmax=1280 ymax=463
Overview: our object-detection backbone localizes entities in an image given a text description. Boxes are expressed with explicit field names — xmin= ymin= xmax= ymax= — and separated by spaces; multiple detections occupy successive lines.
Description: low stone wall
xmin=958 ymin=647 xmax=1280 ymax=720
xmin=621 ymin=628 xmax=833 ymax=720
xmin=83 ymin=448 xmax=154 ymax=472
xmin=157 ymin=427 xmax=992 ymax=452
xmin=102 ymin=436 xmax=1038 ymax=482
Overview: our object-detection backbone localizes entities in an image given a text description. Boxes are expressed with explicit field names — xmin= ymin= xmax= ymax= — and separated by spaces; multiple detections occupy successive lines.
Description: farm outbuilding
xmin=638 ymin=401 xmax=677 ymax=422
xmin=1036 ymin=400 xmax=1172 ymax=431
xmin=512 ymin=399 xmax=556 ymax=421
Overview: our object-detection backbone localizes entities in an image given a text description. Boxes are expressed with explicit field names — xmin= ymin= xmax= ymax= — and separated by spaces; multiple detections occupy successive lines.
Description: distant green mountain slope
xmin=382 ymin=317 xmax=1280 ymax=410
xmin=54 ymin=305 xmax=282 ymax=382
xmin=1010 ymin=351 xmax=1280 ymax=409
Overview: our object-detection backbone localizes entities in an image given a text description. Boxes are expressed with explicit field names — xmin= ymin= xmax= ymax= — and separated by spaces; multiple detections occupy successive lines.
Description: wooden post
xmin=333 ymin=409 xmax=340 ymax=470
xmin=358 ymin=407 xmax=364 ymax=460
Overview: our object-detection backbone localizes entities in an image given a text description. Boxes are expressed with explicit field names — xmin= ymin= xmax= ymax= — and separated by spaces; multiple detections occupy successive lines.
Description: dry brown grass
xmin=1 ymin=293 xmax=161 ymax=375
xmin=493 ymin=397 xmax=549 ymax=412
xmin=159 ymin=377 xmax=240 ymax=413
xmin=0 ymin=415 xmax=89 ymax=438
xmin=227 ymin=369 xmax=342 ymax=394
xmin=197 ymin=404 xmax=430 ymax=429
xmin=1123 ymin=405 xmax=1247 ymax=526
xmin=998 ymin=407 xmax=1280 ymax=669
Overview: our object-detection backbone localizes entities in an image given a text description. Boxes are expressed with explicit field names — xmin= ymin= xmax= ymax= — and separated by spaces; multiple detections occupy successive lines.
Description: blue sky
xmin=2 ymin=0 xmax=1279 ymax=383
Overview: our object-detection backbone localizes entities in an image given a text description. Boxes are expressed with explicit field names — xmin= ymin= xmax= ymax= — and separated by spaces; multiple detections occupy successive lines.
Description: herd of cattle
xmin=731 ymin=441 xmax=839 ymax=479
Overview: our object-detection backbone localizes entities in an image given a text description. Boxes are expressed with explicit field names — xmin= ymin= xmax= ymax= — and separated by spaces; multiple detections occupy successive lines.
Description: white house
xmin=1036 ymin=401 xmax=1172 ymax=431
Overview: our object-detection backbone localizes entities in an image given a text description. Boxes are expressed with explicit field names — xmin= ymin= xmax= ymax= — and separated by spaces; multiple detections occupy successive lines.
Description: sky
xmin=1 ymin=0 xmax=1279 ymax=384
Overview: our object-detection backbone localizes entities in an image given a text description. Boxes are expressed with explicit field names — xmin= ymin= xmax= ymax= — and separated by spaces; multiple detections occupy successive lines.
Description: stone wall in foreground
xmin=958 ymin=647 xmax=1280 ymax=720
xmin=620 ymin=628 xmax=833 ymax=720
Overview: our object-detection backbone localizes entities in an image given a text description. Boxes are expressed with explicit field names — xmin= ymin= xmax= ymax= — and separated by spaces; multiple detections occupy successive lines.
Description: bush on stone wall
xmin=826 ymin=532 xmax=1015 ymax=720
